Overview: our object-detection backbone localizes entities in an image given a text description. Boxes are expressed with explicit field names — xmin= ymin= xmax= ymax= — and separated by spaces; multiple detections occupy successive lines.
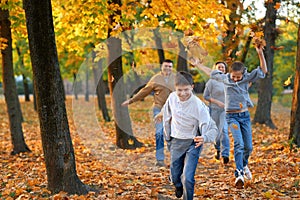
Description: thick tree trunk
xmin=23 ymin=0 xmax=90 ymax=194
xmin=107 ymin=36 xmax=143 ymax=149
xmin=153 ymin=28 xmax=165 ymax=64
xmin=0 ymin=7 xmax=30 ymax=155
xmin=107 ymin=0 xmax=142 ymax=148
xmin=253 ymin=0 xmax=279 ymax=129
xmin=33 ymin=79 xmax=37 ymax=111
xmin=177 ymin=36 xmax=188 ymax=71
xmin=289 ymin=23 xmax=300 ymax=147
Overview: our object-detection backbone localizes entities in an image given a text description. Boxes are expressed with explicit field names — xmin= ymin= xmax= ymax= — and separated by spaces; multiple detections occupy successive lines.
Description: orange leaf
xmin=274 ymin=2 xmax=281 ymax=10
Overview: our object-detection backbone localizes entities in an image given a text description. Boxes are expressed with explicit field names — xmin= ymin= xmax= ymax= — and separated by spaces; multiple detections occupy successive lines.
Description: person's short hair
xmin=230 ymin=61 xmax=246 ymax=73
xmin=175 ymin=71 xmax=194 ymax=86
xmin=163 ymin=59 xmax=173 ymax=64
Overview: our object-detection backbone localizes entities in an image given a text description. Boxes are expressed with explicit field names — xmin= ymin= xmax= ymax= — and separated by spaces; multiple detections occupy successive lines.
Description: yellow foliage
xmin=251 ymin=31 xmax=266 ymax=48
xmin=140 ymin=0 xmax=230 ymax=45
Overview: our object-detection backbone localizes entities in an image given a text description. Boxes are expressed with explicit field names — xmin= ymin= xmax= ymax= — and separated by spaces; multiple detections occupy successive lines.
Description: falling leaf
xmin=274 ymin=2 xmax=281 ymax=10
xmin=239 ymin=102 xmax=243 ymax=109
xmin=271 ymin=46 xmax=285 ymax=50
xmin=232 ymin=123 xmax=239 ymax=130
xmin=283 ymin=75 xmax=292 ymax=86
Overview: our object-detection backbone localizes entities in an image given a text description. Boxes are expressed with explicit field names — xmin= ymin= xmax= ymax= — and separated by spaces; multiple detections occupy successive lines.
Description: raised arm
xmin=256 ymin=46 xmax=267 ymax=74
xmin=189 ymin=57 xmax=212 ymax=76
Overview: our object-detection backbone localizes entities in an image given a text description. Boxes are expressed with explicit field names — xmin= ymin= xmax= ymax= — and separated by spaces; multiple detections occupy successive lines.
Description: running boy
xmin=210 ymin=46 xmax=267 ymax=188
xmin=163 ymin=71 xmax=218 ymax=199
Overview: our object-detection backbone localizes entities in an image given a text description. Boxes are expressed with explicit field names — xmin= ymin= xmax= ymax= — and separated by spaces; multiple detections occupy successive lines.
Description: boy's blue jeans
xmin=210 ymin=110 xmax=230 ymax=157
xmin=215 ymin=121 xmax=229 ymax=157
xmin=210 ymin=108 xmax=230 ymax=157
xmin=226 ymin=111 xmax=253 ymax=177
xmin=153 ymin=107 xmax=164 ymax=161
xmin=170 ymin=139 xmax=202 ymax=200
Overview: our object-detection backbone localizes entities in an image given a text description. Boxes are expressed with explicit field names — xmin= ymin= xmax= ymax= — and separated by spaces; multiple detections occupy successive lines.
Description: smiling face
xmin=161 ymin=61 xmax=173 ymax=76
xmin=230 ymin=70 xmax=244 ymax=82
xmin=216 ymin=63 xmax=226 ymax=73
xmin=175 ymin=84 xmax=194 ymax=101
xmin=229 ymin=61 xmax=245 ymax=82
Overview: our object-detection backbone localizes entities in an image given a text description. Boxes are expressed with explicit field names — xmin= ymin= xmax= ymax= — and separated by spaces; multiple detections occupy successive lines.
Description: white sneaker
xmin=235 ymin=170 xmax=244 ymax=189
xmin=243 ymin=166 xmax=252 ymax=180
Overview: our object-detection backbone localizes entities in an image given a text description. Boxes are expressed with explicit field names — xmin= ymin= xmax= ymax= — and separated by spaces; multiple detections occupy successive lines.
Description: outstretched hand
xmin=121 ymin=99 xmax=130 ymax=106
xmin=255 ymin=45 xmax=264 ymax=54
xmin=154 ymin=112 xmax=163 ymax=124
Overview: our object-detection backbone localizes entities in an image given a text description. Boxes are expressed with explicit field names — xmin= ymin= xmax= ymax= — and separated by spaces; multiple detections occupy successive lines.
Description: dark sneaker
xmin=235 ymin=170 xmax=244 ymax=189
xmin=223 ymin=157 xmax=229 ymax=164
xmin=235 ymin=175 xmax=244 ymax=189
xmin=215 ymin=150 xmax=220 ymax=160
xmin=175 ymin=186 xmax=183 ymax=198
xmin=156 ymin=160 xmax=165 ymax=167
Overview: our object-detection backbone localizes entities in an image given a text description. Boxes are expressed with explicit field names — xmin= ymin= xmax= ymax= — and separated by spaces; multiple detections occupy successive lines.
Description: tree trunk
xmin=92 ymin=53 xmax=102 ymax=110
xmin=23 ymin=0 xmax=90 ymax=194
xmin=22 ymin=74 xmax=31 ymax=101
xmin=33 ymin=79 xmax=37 ymax=111
xmin=177 ymin=35 xmax=188 ymax=71
xmin=92 ymin=55 xmax=110 ymax=122
xmin=0 ymin=6 xmax=30 ymax=155
xmin=123 ymin=31 xmax=144 ymax=97
xmin=153 ymin=28 xmax=165 ymax=64
xmin=253 ymin=0 xmax=279 ymax=129
xmin=240 ymin=34 xmax=252 ymax=63
xmin=16 ymin=45 xmax=31 ymax=101
xmin=289 ymin=23 xmax=300 ymax=147
xmin=107 ymin=0 xmax=142 ymax=149
xmin=73 ymin=72 xmax=79 ymax=100
xmin=85 ymin=62 xmax=89 ymax=101
xmin=107 ymin=36 xmax=143 ymax=149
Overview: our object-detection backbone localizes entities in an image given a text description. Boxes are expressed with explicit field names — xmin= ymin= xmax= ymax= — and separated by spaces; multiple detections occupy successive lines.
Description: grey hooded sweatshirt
xmin=210 ymin=67 xmax=265 ymax=112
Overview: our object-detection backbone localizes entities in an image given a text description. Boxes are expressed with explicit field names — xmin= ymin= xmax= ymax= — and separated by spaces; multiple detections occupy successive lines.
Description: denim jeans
xmin=210 ymin=107 xmax=230 ymax=157
xmin=170 ymin=138 xmax=202 ymax=200
xmin=153 ymin=107 xmax=164 ymax=161
xmin=215 ymin=120 xmax=230 ymax=157
xmin=226 ymin=111 xmax=253 ymax=177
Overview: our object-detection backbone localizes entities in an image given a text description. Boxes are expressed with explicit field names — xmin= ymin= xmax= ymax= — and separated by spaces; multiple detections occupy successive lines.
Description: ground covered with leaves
xmin=0 ymin=95 xmax=299 ymax=199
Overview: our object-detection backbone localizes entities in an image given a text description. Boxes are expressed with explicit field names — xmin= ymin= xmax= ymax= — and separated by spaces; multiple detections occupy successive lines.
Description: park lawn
xmin=0 ymin=95 xmax=299 ymax=199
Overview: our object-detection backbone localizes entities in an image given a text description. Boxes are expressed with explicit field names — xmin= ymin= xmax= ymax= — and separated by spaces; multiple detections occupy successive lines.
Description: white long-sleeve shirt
xmin=163 ymin=92 xmax=218 ymax=143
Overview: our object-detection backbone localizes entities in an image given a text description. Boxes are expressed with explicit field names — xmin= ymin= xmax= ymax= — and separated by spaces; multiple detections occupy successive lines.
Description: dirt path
xmin=74 ymin=96 xmax=298 ymax=199
xmin=0 ymin=96 xmax=298 ymax=199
